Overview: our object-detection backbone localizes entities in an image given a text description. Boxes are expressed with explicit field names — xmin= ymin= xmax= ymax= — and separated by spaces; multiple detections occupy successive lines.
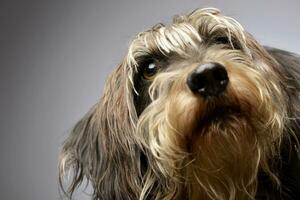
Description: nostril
xmin=214 ymin=67 xmax=227 ymax=81
xmin=195 ymin=76 xmax=207 ymax=94
xmin=213 ymin=67 xmax=229 ymax=85
xmin=187 ymin=73 xmax=207 ymax=93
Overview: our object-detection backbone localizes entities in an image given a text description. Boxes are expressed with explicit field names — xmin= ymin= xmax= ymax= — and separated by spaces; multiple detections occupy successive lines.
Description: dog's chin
xmin=186 ymin=104 xmax=260 ymax=199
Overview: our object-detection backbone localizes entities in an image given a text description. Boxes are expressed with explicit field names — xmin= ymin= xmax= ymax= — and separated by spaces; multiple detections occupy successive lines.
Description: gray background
xmin=0 ymin=0 xmax=299 ymax=200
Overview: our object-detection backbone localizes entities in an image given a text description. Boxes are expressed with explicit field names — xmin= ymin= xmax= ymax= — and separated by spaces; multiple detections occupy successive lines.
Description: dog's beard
xmin=188 ymin=115 xmax=261 ymax=199
xmin=136 ymin=58 xmax=286 ymax=199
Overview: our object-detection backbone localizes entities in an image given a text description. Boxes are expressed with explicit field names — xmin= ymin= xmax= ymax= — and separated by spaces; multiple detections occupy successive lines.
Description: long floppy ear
xmin=58 ymin=64 xmax=144 ymax=199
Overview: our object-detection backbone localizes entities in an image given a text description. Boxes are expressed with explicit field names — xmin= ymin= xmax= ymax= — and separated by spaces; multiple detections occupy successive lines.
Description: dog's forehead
xmin=126 ymin=8 xmax=248 ymax=67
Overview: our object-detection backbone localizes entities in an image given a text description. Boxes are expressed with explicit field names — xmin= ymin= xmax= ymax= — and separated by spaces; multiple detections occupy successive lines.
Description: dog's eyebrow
xmin=134 ymin=55 xmax=170 ymax=74
xmin=127 ymin=23 xmax=202 ymax=67
xmin=210 ymin=35 xmax=242 ymax=50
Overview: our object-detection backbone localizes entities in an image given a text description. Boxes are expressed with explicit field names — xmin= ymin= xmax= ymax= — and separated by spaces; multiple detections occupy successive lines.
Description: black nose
xmin=187 ymin=63 xmax=229 ymax=97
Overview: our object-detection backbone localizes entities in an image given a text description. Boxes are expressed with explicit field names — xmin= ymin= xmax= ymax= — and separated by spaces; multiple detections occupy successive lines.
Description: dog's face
xmin=59 ymin=8 xmax=289 ymax=200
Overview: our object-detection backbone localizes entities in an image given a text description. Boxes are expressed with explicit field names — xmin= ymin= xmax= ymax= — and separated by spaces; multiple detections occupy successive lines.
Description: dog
xmin=58 ymin=8 xmax=300 ymax=200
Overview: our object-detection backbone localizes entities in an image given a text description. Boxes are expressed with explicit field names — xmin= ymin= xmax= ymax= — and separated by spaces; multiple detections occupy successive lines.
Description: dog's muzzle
xmin=187 ymin=63 xmax=229 ymax=98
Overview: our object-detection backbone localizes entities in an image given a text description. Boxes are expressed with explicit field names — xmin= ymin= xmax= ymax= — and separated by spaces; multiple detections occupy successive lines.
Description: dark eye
xmin=214 ymin=36 xmax=230 ymax=45
xmin=142 ymin=62 xmax=160 ymax=80
xmin=214 ymin=36 xmax=241 ymax=49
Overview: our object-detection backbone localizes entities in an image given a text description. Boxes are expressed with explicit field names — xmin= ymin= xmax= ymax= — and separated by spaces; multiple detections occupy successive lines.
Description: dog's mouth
xmin=199 ymin=105 xmax=241 ymax=127
xmin=186 ymin=105 xmax=242 ymax=150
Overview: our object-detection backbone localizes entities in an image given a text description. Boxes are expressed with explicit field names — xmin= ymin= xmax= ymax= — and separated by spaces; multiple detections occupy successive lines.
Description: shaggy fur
xmin=58 ymin=8 xmax=300 ymax=200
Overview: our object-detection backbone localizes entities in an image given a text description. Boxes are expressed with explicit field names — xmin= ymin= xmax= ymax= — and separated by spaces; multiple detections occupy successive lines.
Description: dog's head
xmin=59 ymin=8 xmax=289 ymax=200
